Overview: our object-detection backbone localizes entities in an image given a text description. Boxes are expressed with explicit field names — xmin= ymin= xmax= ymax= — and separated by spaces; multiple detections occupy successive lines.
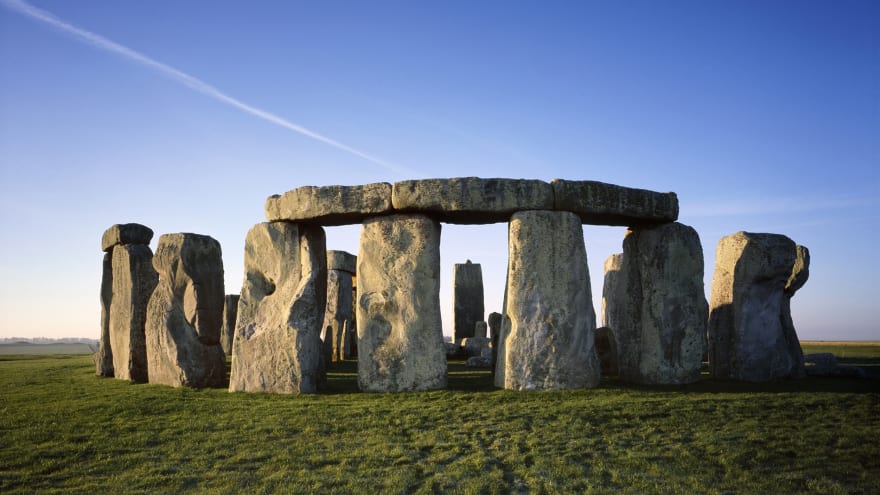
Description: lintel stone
xmin=265 ymin=183 xmax=392 ymax=225
xmin=102 ymin=223 xmax=154 ymax=252
xmin=327 ymin=250 xmax=357 ymax=273
xmin=551 ymin=179 xmax=678 ymax=226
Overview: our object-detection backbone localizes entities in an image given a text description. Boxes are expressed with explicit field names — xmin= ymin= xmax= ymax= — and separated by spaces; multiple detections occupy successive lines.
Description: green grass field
xmin=1 ymin=344 xmax=878 ymax=494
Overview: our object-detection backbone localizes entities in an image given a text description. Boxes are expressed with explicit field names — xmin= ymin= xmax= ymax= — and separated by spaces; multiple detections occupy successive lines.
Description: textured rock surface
xmin=220 ymin=294 xmax=239 ymax=355
xmin=551 ymin=179 xmax=678 ymax=226
xmin=780 ymin=245 xmax=810 ymax=378
xmin=324 ymin=268 xmax=353 ymax=361
xmin=109 ymin=244 xmax=158 ymax=382
xmin=229 ymin=222 xmax=327 ymax=394
xmin=708 ymin=232 xmax=806 ymax=382
xmin=594 ymin=327 xmax=618 ymax=376
xmin=461 ymin=337 xmax=492 ymax=358
xmin=453 ymin=260 xmax=484 ymax=341
xmin=495 ymin=210 xmax=600 ymax=390
xmin=392 ymin=177 xmax=554 ymax=224
xmin=487 ymin=312 xmax=503 ymax=339
xmin=101 ymin=223 xmax=154 ymax=252
xmin=265 ymin=183 xmax=392 ymax=225
xmin=357 ymin=214 xmax=447 ymax=392
xmin=95 ymin=252 xmax=115 ymax=377
xmin=327 ymin=250 xmax=357 ymax=273
xmin=146 ymin=233 xmax=226 ymax=388
xmin=610 ymin=223 xmax=708 ymax=384
xmin=474 ymin=321 xmax=488 ymax=339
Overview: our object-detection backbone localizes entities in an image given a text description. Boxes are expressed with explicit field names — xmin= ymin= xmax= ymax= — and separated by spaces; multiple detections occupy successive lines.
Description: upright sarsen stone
xmin=324 ymin=254 xmax=354 ymax=361
xmin=357 ymin=214 xmax=446 ymax=392
xmin=708 ymin=232 xmax=806 ymax=382
xmin=495 ymin=210 xmax=600 ymax=390
xmin=95 ymin=252 xmax=115 ymax=376
xmin=453 ymin=260 xmax=484 ymax=342
xmin=109 ymin=244 xmax=158 ymax=382
xmin=229 ymin=222 xmax=327 ymax=394
xmin=146 ymin=233 xmax=226 ymax=388
xmin=610 ymin=223 xmax=708 ymax=384
xmin=220 ymin=294 xmax=239 ymax=355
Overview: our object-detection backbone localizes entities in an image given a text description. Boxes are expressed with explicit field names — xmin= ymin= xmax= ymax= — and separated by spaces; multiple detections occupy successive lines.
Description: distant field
xmin=0 ymin=349 xmax=877 ymax=494
xmin=0 ymin=343 xmax=94 ymax=355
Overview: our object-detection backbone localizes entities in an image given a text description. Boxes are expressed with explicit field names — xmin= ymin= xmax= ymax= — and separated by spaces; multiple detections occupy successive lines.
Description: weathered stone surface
xmin=357 ymin=214 xmax=447 ymax=392
xmin=601 ymin=254 xmax=625 ymax=336
xmin=594 ymin=327 xmax=618 ymax=376
xmin=488 ymin=312 xmax=502 ymax=339
xmin=109 ymin=244 xmax=158 ymax=382
xmin=229 ymin=222 xmax=327 ymax=394
xmin=453 ymin=260 xmax=485 ymax=341
xmin=146 ymin=233 xmax=226 ymax=388
xmin=551 ymin=179 xmax=678 ymax=226
xmin=466 ymin=356 xmax=492 ymax=368
xmin=265 ymin=183 xmax=392 ymax=225
xmin=392 ymin=177 xmax=554 ymax=224
xmin=327 ymin=250 xmax=357 ymax=274
xmin=220 ymin=294 xmax=239 ymax=355
xmin=324 ymin=268 xmax=354 ymax=362
xmin=608 ymin=223 xmax=708 ymax=384
xmin=708 ymin=232 xmax=806 ymax=382
xmin=95 ymin=252 xmax=114 ymax=377
xmin=461 ymin=337 xmax=492 ymax=358
xmin=101 ymin=223 xmax=154 ymax=252
xmin=803 ymin=353 xmax=837 ymax=375
xmin=495 ymin=210 xmax=600 ymax=390
xmin=779 ymin=245 xmax=810 ymax=378
xmin=474 ymin=321 xmax=488 ymax=339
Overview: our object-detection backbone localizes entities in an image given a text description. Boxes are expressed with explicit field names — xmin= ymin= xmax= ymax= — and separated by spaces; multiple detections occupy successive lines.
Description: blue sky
xmin=0 ymin=0 xmax=877 ymax=340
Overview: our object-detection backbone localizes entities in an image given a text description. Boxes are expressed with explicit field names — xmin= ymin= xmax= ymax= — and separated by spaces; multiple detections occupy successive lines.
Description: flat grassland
xmin=0 ymin=343 xmax=877 ymax=494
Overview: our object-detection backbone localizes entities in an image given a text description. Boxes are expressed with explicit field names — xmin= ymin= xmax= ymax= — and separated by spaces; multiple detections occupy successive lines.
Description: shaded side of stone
xmin=324 ymin=269 xmax=354 ymax=361
xmin=101 ymin=223 xmax=154 ymax=252
xmin=391 ymin=177 xmax=554 ymax=224
xmin=551 ymin=179 xmax=678 ymax=226
xmin=265 ymin=183 xmax=392 ymax=225
xmin=220 ymin=294 xmax=239 ymax=355
xmin=109 ymin=244 xmax=158 ymax=383
xmin=616 ymin=223 xmax=707 ymax=384
xmin=594 ymin=327 xmax=618 ymax=376
xmin=707 ymin=231 xmax=804 ymax=382
xmin=495 ymin=210 xmax=599 ymax=390
xmin=95 ymin=251 xmax=115 ymax=377
xmin=327 ymin=250 xmax=357 ymax=273
xmin=453 ymin=260 xmax=484 ymax=341
xmin=230 ymin=222 xmax=327 ymax=394
xmin=357 ymin=214 xmax=447 ymax=392
xmin=146 ymin=233 xmax=226 ymax=388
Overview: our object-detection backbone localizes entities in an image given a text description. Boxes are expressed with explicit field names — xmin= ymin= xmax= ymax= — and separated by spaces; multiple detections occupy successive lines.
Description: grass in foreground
xmin=0 ymin=347 xmax=878 ymax=494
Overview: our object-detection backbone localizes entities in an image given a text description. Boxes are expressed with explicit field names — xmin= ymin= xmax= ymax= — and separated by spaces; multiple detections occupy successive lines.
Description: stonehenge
xmin=145 ymin=233 xmax=227 ymax=388
xmin=707 ymin=232 xmax=809 ymax=382
xmin=98 ymin=177 xmax=816 ymax=393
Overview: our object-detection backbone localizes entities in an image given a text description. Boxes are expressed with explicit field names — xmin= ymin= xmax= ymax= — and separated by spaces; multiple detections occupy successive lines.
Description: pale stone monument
xmin=495 ymin=210 xmax=600 ymax=390
xmin=229 ymin=222 xmax=327 ymax=394
xmin=145 ymin=233 xmax=226 ymax=388
xmin=707 ymin=232 xmax=808 ymax=381
xmin=357 ymin=214 xmax=447 ymax=392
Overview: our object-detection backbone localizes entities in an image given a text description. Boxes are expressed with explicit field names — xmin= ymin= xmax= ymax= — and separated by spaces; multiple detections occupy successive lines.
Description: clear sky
xmin=1 ymin=0 xmax=877 ymax=341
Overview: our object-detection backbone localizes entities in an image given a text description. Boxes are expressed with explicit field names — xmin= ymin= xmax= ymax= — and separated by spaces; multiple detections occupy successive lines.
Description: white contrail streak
xmin=1 ymin=0 xmax=411 ymax=175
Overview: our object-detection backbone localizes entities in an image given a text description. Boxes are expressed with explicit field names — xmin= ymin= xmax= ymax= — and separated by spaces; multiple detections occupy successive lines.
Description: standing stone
xmin=220 ymin=294 xmax=239 ymax=355
xmin=357 ymin=214 xmax=447 ymax=392
xmin=453 ymin=260 xmax=484 ymax=342
xmin=607 ymin=223 xmax=708 ymax=384
xmin=146 ymin=233 xmax=226 ymax=388
xmin=781 ymin=245 xmax=810 ymax=378
xmin=229 ymin=222 xmax=327 ymax=394
xmin=324 ymin=250 xmax=356 ymax=361
xmin=495 ymin=210 xmax=600 ymax=390
xmin=109 ymin=245 xmax=158 ymax=383
xmin=95 ymin=252 xmax=115 ymax=376
xmin=594 ymin=327 xmax=618 ymax=376
xmin=708 ymin=232 xmax=806 ymax=382
xmin=474 ymin=321 xmax=488 ymax=339
xmin=487 ymin=312 xmax=503 ymax=339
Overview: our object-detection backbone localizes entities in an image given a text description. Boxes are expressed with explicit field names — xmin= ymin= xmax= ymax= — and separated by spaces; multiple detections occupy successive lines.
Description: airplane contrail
xmin=1 ymin=0 xmax=412 ymax=176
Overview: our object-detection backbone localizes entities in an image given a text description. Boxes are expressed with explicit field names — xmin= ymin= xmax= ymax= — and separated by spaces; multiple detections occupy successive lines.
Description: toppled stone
xmin=265 ymin=183 xmax=392 ymax=226
xmin=357 ymin=214 xmax=447 ymax=392
xmin=229 ymin=222 xmax=327 ymax=394
xmin=109 ymin=244 xmax=158 ymax=382
xmin=220 ymin=294 xmax=239 ymax=355
xmin=466 ymin=356 xmax=492 ymax=368
xmin=495 ymin=210 xmax=600 ymax=390
xmin=708 ymin=232 xmax=806 ymax=382
xmin=101 ymin=223 xmax=154 ymax=252
xmin=392 ymin=177 xmax=554 ymax=224
xmin=461 ymin=337 xmax=492 ymax=358
xmin=803 ymin=353 xmax=868 ymax=378
xmin=610 ymin=223 xmax=708 ymax=384
xmin=453 ymin=260 xmax=485 ymax=341
xmin=146 ymin=233 xmax=226 ymax=388
xmin=551 ymin=179 xmax=678 ymax=226
xmin=95 ymin=252 xmax=114 ymax=377
xmin=327 ymin=250 xmax=357 ymax=273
